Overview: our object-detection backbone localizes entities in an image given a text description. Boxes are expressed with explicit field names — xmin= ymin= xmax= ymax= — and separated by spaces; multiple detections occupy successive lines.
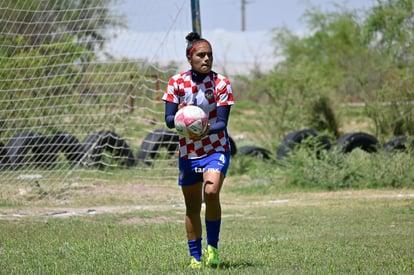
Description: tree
xmin=0 ymin=0 xmax=123 ymax=136
xmin=0 ymin=0 xmax=123 ymax=51
xmin=272 ymin=5 xmax=372 ymax=101
xmin=251 ymin=5 xmax=370 ymax=138
xmin=243 ymin=0 xmax=414 ymax=141
xmin=362 ymin=0 xmax=414 ymax=136
xmin=365 ymin=0 xmax=414 ymax=66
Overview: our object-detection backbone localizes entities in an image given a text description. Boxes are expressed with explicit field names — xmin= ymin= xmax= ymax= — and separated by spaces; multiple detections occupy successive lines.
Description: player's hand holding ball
xmin=178 ymin=101 xmax=188 ymax=110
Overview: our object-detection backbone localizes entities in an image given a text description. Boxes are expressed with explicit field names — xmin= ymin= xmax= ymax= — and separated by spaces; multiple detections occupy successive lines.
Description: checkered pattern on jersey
xmin=163 ymin=70 xmax=234 ymax=159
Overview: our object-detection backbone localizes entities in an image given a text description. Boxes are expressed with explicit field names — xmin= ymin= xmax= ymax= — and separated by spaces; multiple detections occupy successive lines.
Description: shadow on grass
xmin=216 ymin=260 xmax=257 ymax=270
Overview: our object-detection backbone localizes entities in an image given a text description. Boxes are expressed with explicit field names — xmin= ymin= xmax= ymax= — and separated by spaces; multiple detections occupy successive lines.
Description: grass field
xmin=1 ymin=100 xmax=414 ymax=274
xmin=1 ymin=174 xmax=413 ymax=274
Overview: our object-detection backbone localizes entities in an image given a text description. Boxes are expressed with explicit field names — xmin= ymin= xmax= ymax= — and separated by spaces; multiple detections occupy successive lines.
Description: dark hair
xmin=185 ymin=32 xmax=211 ymax=57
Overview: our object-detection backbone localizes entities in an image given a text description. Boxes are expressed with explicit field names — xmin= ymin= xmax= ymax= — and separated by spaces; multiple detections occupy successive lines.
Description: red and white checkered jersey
xmin=162 ymin=70 xmax=234 ymax=159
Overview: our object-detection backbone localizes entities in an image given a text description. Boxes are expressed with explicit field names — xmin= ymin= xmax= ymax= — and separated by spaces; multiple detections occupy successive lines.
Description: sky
xmin=116 ymin=0 xmax=376 ymax=33
xmin=107 ymin=0 xmax=376 ymax=75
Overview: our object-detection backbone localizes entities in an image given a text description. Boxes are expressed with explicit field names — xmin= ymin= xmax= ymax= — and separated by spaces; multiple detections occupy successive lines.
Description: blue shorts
xmin=178 ymin=151 xmax=231 ymax=186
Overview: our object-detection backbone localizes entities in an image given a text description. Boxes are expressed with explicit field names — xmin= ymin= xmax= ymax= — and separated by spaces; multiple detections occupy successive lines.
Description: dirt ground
xmin=1 ymin=179 xmax=413 ymax=220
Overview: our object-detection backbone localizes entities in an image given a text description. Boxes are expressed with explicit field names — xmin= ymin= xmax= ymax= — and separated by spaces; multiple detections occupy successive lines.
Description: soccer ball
xmin=174 ymin=105 xmax=208 ymax=138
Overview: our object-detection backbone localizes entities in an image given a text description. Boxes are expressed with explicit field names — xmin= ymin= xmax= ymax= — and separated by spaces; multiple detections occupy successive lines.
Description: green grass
xmin=0 ymin=188 xmax=413 ymax=274
xmin=229 ymin=145 xmax=414 ymax=190
xmin=1 ymin=99 xmax=414 ymax=273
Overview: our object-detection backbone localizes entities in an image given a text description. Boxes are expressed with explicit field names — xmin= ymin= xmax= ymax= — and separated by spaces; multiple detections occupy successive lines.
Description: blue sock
xmin=206 ymin=219 xmax=221 ymax=249
xmin=187 ymin=238 xmax=202 ymax=261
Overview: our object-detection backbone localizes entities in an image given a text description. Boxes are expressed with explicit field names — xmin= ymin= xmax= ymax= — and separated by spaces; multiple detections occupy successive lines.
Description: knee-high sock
xmin=188 ymin=238 xmax=202 ymax=261
xmin=206 ymin=219 xmax=221 ymax=249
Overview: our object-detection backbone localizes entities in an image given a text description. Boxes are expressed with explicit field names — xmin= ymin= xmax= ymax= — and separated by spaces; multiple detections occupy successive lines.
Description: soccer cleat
xmin=205 ymin=245 xmax=219 ymax=267
xmin=189 ymin=257 xmax=202 ymax=269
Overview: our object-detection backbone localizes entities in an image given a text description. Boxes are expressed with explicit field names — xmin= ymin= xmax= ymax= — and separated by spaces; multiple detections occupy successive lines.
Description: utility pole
xmin=241 ymin=0 xmax=246 ymax=32
xmin=241 ymin=0 xmax=251 ymax=32
xmin=191 ymin=0 xmax=202 ymax=35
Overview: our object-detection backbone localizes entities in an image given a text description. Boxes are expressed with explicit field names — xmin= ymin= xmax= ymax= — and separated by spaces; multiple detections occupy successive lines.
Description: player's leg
xmin=203 ymin=170 xmax=224 ymax=267
xmin=182 ymin=182 xmax=203 ymax=266
xmin=203 ymin=170 xmax=224 ymax=220
xmin=203 ymin=151 xmax=230 ymax=224
xmin=182 ymin=182 xmax=203 ymax=241
xmin=179 ymin=157 xmax=204 ymax=267
xmin=202 ymin=151 xmax=230 ymax=267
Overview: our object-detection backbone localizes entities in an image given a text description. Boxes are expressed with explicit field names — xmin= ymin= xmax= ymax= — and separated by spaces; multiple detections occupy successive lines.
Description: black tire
xmin=276 ymin=129 xmax=331 ymax=159
xmin=336 ymin=132 xmax=379 ymax=153
xmin=1 ymin=132 xmax=49 ymax=170
xmin=49 ymin=132 xmax=84 ymax=164
xmin=0 ymin=140 xmax=7 ymax=166
xmin=228 ymin=135 xmax=237 ymax=156
xmin=82 ymin=130 xmax=136 ymax=168
xmin=137 ymin=129 xmax=236 ymax=165
xmin=238 ymin=145 xmax=271 ymax=160
xmin=383 ymin=136 xmax=414 ymax=152
xmin=31 ymin=135 xmax=60 ymax=168
xmin=137 ymin=128 xmax=179 ymax=165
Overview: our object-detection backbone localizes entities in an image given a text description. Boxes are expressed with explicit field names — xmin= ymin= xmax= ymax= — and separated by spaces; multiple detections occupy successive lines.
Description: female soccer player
xmin=162 ymin=32 xmax=234 ymax=268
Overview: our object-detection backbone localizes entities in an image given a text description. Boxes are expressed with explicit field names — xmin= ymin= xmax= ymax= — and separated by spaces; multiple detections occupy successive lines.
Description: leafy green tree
xmin=244 ymin=5 xmax=369 ymax=141
xmin=273 ymin=5 xmax=372 ymax=101
xmin=0 ymin=34 xmax=89 ymax=134
xmin=365 ymin=0 xmax=414 ymax=65
xmin=243 ymin=0 xmax=414 ymax=143
xmin=363 ymin=0 xmax=414 ymax=137
xmin=0 ymin=0 xmax=123 ymax=136
xmin=0 ymin=0 xmax=122 ymax=51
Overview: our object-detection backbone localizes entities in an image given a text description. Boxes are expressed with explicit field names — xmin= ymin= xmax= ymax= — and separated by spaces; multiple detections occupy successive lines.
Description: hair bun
xmin=186 ymin=32 xmax=201 ymax=42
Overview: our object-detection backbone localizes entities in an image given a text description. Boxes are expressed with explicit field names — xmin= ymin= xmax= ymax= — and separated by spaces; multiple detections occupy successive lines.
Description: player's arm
xmin=208 ymin=105 xmax=231 ymax=134
xmin=165 ymin=101 xmax=178 ymax=129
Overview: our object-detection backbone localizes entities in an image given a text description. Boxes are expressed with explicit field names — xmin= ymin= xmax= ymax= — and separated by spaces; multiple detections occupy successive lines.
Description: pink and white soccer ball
xmin=174 ymin=105 xmax=208 ymax=138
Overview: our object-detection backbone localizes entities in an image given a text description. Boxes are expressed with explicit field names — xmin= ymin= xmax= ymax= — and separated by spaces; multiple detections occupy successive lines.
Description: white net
xmin=0 ymin=0 xmax=191 ymax=184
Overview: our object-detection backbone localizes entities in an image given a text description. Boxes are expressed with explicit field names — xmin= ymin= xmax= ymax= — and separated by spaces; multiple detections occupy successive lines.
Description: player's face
xmin=188 ymin=43 xmax=213 ymax=74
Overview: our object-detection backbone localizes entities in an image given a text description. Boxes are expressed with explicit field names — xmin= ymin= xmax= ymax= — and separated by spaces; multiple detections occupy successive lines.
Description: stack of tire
xmin=136 ymin=129 xmax=238 ymax=165
xmin=0 ymin=130 xmax=136 ymax=170
xmin=135 ymin=128 xmax=413 ymax=164
xmin=0 ymin=128 xmax=411 ymax=170
xmin=275 ymin=128 xmax=413 ymax=160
